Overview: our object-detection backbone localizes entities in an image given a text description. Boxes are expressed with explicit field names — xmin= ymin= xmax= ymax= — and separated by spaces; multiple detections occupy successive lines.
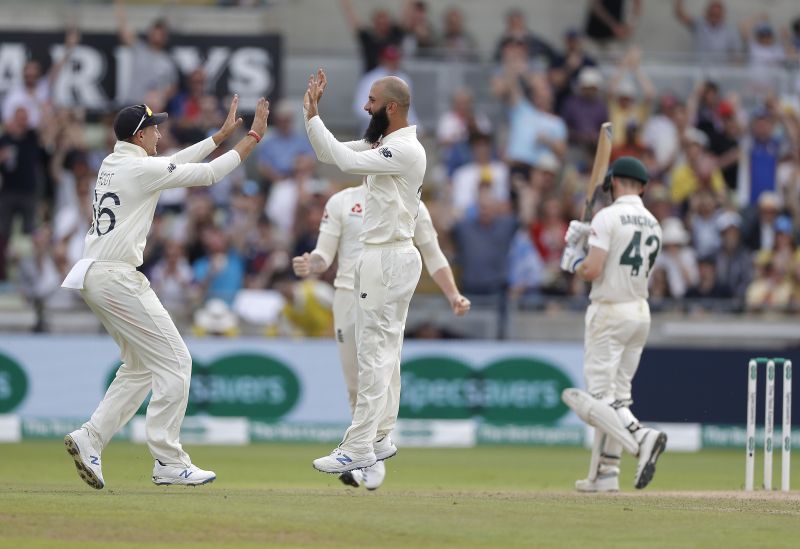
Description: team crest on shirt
xmin=379 ymin=147 xmax=392 ymax=158
xmin=350 ymin=203 xmax=363 ymax=215
xmin=167 ymin=163 xmax=176 ymax=173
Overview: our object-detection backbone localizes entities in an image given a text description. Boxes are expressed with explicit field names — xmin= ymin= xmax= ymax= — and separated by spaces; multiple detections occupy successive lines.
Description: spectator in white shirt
xmin=266 ymin=154 xmax=330 ymax=243
xmin=1 ymin=29 xmax=79 ymax=125
xmin=352 ymin=46 xmax=419 ymax=132
xmin=436 ymin=88 xmax=492 ymax=148
xmin=451 ymin=133 xmax=509 ymax=220
xmin=653 ymin=217 xmax=699 ymax=298
xmin=673 ymin=0 xmax=742 ymax=62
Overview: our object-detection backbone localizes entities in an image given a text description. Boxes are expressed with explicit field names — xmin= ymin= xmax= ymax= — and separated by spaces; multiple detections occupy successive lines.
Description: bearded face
xmin=363 ymin=104 xmax=390 ymax=145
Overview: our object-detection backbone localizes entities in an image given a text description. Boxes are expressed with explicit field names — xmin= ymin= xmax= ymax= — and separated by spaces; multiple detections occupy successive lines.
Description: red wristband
xmin=247 ymin=130 xmax=261 ymax=143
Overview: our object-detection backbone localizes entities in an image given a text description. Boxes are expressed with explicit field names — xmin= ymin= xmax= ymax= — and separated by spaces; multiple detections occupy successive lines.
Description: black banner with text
xmin=0 ymin=31 xmax=281 ymax=113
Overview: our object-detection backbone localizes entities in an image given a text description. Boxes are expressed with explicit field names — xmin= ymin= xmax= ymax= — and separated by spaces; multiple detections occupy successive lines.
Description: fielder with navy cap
xmin=560 ymin=156 xmax=668 ymax=492
xmin=61 ymin=95 xmax=270 ymax=489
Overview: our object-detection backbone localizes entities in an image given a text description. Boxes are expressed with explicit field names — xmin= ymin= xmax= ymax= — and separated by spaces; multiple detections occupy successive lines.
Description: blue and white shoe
xmin=313 ymin=448 xmax=376 ymax=474
xmin=64 ymin=428 xmax=105 ymax=489
xmin=362 ymin=460 xmax=386 ymax=490
xmin=374 ymin=435 xmax=397 ymax=461
xmin=152 ymin=460 xmax=216 ymax=486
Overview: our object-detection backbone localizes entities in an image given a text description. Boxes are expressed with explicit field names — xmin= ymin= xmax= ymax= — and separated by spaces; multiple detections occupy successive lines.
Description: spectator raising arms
xmin=549 ymin=28 xmax=597 ymax=113
xmin=669 ymin=128 xmax=727 ymax=209
xmin=352 ymin=46 xmax=418 ymax=132
xmin=439 ymin=6 xmax=478 ymax=61
xmin=585 ymin=0 xmax=641 ymax=46
xmin=607 ymin=47 xmax=655 ymax=147
xmin=340 ymin=0 xmax=404 ymax=73
xmin=1 ymin=28 xmax=79 ymax=125
xmin=494 ymin=8 xmax=556 ymax=70
xmin=399 ymin=1 xmax=437 ymax=59
xmin=560 ymin=67 xmax=609 ymax=159
xmin=673 ymin=0 xmax=742 ymax=62
xmin=114 ymin=0 xmax=177 ymax=106
xmin=496 ymin=72 xmax=566 ymax=183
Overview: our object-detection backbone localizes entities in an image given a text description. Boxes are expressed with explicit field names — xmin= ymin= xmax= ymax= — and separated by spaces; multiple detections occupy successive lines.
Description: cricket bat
xmin=580 ymin=122 xmax=613 ymax=222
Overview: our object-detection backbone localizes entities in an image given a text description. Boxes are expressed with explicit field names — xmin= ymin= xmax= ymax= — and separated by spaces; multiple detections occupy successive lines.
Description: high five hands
xmin=304 ymin=68 xmax=327 ymax=120
xmin=214 ymin=94 xmax=244 ymax=144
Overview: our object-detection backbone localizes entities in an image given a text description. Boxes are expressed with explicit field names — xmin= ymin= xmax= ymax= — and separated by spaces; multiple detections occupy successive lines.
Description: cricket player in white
xmin=560 ymin=157 xmax=667 ymax=492
xmin=61 ymin=96 xmax=270 ymax=489
xmin=302 ymin=69 xmax=427 ymax=473
xmin=293 ymin=188 xmax=470 ymax=488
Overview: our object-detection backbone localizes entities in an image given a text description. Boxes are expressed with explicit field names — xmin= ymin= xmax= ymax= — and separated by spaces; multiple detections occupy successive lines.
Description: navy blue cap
xmin=113 ymin=104 xmax=168 ymax=140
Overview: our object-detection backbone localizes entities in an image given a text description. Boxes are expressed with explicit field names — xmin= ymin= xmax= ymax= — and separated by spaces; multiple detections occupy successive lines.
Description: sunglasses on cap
xmin=132 ymin=104 xmax=154 ymax=135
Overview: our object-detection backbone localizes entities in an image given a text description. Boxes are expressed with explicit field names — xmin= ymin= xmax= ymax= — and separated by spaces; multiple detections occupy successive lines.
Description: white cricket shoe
xmin=362 ymin=460 xmax=386 ymax=490
xmin=339 ymin=469 xmax=364 ymax=488
xmin=64 ymin=428 xmax=105 ymax=489
xmin=313 ymin=447 xmax=376 ymax=474
xmin=634 ymin=429 xmax=667 ymax=489
xmin=575 ymin=474 xmax=619 ymax=493
xmin=152 ymin=460 xmax=217 ymax=486
xmin=374 ymin=435 xmax=397 ymax=461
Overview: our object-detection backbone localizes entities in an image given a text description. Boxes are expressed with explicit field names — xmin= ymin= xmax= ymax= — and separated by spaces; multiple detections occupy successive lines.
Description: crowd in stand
xmin=2 ymin=0 xmax=800 ymax=335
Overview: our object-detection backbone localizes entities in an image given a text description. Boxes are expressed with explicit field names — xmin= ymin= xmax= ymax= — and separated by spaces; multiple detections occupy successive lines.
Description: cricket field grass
xmin=1 ymin=442 xmax=799 ymax=548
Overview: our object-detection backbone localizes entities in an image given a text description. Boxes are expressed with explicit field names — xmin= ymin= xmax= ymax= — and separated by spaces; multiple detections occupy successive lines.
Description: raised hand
xmin=304 ymin=73 xmax=320 ymax=120
xmin=314 ymin=68 xmax=327 ymax=103
xmin=214 ymin=94 xmax=244 ymax=144
xmin=251 ymin=97 xmax=270 ymax=138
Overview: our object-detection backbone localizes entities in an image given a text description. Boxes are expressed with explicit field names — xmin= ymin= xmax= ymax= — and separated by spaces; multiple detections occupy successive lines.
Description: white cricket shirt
xmin=62 ymin=137 xmax=240 ymax=289
xmin=306 ymin=116 xmax=426 ymax=245
xmin=587 ymin=195 xmax=662 ymax=303
xmin=319 ymin=185 xmax=438 ymax=290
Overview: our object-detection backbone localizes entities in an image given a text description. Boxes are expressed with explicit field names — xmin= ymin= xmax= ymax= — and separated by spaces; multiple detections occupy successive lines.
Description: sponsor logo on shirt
xmin=167 ymin=163 xmax=176 ymax=173
xmin=350 ymin=203 xmax=363 ymax=215
xmin=379 ymin=147 xmax=392 ymax=158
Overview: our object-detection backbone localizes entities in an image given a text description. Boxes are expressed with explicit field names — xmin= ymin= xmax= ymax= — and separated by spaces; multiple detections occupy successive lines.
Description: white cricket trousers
xmin=583 ymin=299 xmax=650 ymax=402
xmin=80 ymin=261 xmax=192 ymax=466
xmin=333 ymin=288 xmax=359 ymax=415
xmin=339 ymin=242 xmax=422 ymax=454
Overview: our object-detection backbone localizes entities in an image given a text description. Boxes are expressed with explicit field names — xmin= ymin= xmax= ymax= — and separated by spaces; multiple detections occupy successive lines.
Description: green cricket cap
xmin=609 ymin=156 xmax=648 ymax=184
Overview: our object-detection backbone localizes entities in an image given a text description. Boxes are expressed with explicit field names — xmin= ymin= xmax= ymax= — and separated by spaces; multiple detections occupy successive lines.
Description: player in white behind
xmin=560 ymin=156 xmax=667 ymax=491
xmin=303 ymin=68 xmax=428 ymax=474
xmin=293 ymin=187 xmax=470 ymax=489
xmin=61 ymin=95 xmax=269 ymax=489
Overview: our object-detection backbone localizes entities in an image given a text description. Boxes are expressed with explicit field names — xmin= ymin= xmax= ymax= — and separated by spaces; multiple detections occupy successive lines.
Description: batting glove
xmin=565 ymin=220 xmax=590 ymax=248
xmin=560 ymin=245 xmax=585 ymax=274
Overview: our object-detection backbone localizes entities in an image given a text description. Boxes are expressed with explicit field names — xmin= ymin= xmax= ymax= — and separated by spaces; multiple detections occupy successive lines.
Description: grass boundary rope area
xmin=1 ymin=442 xmax=799 ymax=547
